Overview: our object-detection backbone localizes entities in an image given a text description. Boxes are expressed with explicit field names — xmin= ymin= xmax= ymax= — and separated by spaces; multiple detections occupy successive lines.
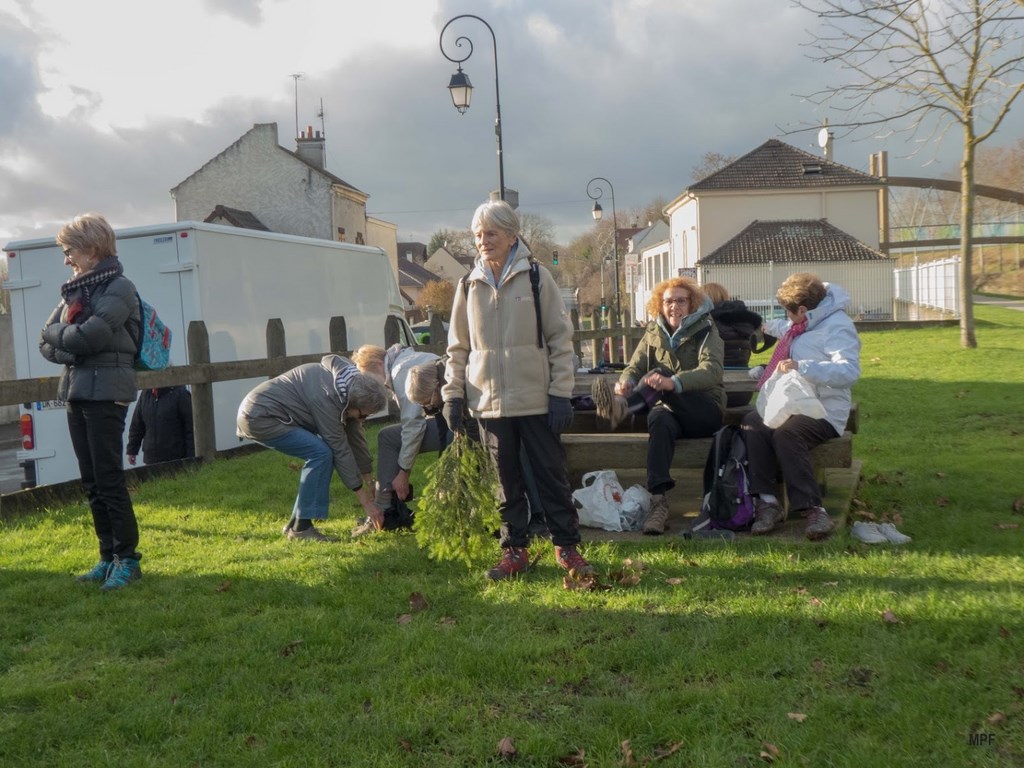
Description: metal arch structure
xmin=883 ymin=176 xmax=1024 ymax=250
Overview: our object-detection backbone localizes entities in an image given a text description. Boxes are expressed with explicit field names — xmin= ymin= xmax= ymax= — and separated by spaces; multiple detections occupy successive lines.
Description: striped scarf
xmin=756 ymin=319 xmax=807 ymax=389
xmin=334 ymin=362 xmax=359 ymax=408
xmin=59 ymin=258 xmax=124 ymax=324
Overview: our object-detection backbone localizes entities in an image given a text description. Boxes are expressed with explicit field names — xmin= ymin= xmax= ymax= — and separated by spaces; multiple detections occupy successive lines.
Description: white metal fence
xmin=893 ymin=256 xmax=960 ymax=318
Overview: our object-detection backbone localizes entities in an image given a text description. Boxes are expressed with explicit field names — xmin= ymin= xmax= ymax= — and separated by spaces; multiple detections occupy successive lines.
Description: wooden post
xmin=187 ymin=320 xmax=216 ymax=463
xmin=590 ymin=309 xmax=602 ymax=366
xmin=570 ymin=308 xmax=582 ymax=364
xmin=329 ymin=316 xmax=348 ymax=353
xmin=266 ymin=318 xmax=286 ymax=357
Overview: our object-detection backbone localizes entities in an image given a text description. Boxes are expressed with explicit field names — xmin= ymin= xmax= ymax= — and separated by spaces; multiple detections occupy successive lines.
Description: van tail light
xmin=20 ymin=413 xmax=34 ymax=450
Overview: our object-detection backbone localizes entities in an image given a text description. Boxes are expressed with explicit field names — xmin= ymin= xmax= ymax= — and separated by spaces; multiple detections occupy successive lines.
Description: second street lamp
xmin=586 ymin=176 xmax=621 ymax=322
xmin=440 ymin=14 xmax=505 ymax=201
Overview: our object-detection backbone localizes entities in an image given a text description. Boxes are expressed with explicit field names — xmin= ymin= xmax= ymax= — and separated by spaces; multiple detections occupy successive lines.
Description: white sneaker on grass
xmin=877 ymin=523 xmax=913 ymax=544
xmin=851 ymin=521 xmax=888 ymax=544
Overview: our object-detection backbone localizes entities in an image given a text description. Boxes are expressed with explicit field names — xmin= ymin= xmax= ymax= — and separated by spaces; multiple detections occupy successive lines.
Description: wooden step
xmin=562 ymin=431 xmax=853 ymax=488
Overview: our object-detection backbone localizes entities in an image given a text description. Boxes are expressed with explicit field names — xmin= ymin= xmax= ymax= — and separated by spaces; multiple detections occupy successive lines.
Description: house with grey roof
xmin=171 ymin=122 xmax=399 ymax=282
xmin=663 ymin=138 xmax=895 ymax=318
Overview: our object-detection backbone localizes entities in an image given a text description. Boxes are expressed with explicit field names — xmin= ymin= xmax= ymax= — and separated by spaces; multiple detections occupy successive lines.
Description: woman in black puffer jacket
xmin=39 ymin=213 xmax=143 ymax=591
xmin=704 ymin=282 xmax=775 ymax=407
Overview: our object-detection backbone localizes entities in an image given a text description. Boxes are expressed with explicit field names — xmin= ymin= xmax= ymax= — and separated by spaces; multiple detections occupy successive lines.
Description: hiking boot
xmin=555 ymin=545 xmax=594 ymax=576
xmin=804 ymin=506 xmax=835 ymax=540
xmin=592 ymin=377 xmax=628 ymax=431
xmin=644 ymin=494 xmax=669 ymax=535
xmin=76 ymin=560 xmax=113 ymax=584
xmin=751 ymin=499 xmax=783 ymax=535
xmin=351 ymin=516 xmax=379 ymax=538
xmin=485 ymin=547 xmax=529 ymax=581
xmin=286 ymin=525 xmax=339 ymax=542
xmin=99 ymin=557 xmax=142 ymax=592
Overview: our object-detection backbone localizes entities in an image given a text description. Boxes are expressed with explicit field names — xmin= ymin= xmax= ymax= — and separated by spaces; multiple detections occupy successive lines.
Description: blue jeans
xmin=258 ymin=428 xmax=333 ymax=521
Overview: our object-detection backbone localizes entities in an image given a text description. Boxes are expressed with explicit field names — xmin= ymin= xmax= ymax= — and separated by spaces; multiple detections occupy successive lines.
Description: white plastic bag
xmin=756 ymin=369 xmax=827 ymax=428
xmin=571 ymin=470 xmax=625 ymax=531
xmin=620 ymin=485 xmax=652 ymax=531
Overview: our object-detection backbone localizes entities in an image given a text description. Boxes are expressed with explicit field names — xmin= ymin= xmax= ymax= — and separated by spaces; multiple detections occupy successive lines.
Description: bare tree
xmin=691 ymin=152 xmax=738 ymax=184
xmin=793 ymin=0 xmax=1024 ymax=347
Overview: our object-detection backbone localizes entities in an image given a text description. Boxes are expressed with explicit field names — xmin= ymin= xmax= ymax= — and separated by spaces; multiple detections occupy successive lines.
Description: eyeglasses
xmin=663 ymin=297 xmax=689 ymax=305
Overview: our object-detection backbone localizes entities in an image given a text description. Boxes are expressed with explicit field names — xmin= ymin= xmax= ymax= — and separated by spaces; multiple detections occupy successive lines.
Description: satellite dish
xmin=818 ymin=127 xmax=830 ymax=148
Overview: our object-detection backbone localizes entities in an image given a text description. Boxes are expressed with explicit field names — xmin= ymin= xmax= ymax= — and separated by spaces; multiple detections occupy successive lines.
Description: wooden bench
xmin=564 ymin=371 xmax=861 ymax=539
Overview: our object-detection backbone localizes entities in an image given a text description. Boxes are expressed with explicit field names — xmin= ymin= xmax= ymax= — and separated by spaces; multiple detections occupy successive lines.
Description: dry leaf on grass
xmin=216 ymin=580 xmax=232 ymax=592
xmin=362 ymin=699 xmax=372 ymax=713
xmin=396 ymin=614 xmax=414 ymax=625
xmin=935 ymin=496 xmax=949 ymax=507
xmin=1013 ymin=497 xmax=1024 ymax=514
xmin=760 ymin=741 xmax=781 ymax=761
xmin=788 ymin=712 xmax=808 ymax=722
xmin=556 ymin=749 xmax=587 ymax=766
xmin=1000 ymin=626 xmax=1011 ymax=638
xmin=651 ymin=741 xmax=684 ymax=760
xmin=666 ymin=577 xmax=685 ymax=586
xmin=881 ymin=609 xmax=900 ymax=624
xmin=497 ymin=736 xmax=517 ymax=758
xmin=621 ymin=740 xmax=637 ymax=767
xmin=563 ymin=572 xmax=602 ymax=591
xmin=398 ymin=738 xmax=412 ymax=752
xmin=617 ymin=573 xmax=642 ymax=587
xmin=988 ymin=711 xmax=1008 ymax=726
xmin=409 ymin=592 xmax=429 ymax=612
xmin=287 ymin=461 xmax=302 ymax=472
xmin=279 ymin=639 xmax=304 ymax=657
xmin=995 ymin=523 xmax=1020 ymax=530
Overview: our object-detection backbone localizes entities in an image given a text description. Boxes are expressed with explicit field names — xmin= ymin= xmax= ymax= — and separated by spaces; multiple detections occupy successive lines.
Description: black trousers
xmin=67 ymin=401 xmax=141 ymax=562
xmin=740 ymin=410 xmax=838 ymax=511
xmin=478 ymin=414 xmax=580 ymax=549
xmin=644 ymin=389 xmax=722 ymax=495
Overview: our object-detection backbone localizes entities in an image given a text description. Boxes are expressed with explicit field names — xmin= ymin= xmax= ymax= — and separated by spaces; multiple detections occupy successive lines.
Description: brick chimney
xmin=295 ymin=125 xmax=326 ymax=169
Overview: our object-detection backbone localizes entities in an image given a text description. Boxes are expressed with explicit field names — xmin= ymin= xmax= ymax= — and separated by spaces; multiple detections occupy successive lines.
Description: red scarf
xmin=756 ymin=320 xmax=807 ymax=389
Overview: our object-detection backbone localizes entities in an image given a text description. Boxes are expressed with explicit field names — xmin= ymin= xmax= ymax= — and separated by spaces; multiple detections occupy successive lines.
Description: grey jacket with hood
xmin=762 ymin=283 xmax=860 ymax=436
xmin=235 ymin=354 xmax=372 ymax=490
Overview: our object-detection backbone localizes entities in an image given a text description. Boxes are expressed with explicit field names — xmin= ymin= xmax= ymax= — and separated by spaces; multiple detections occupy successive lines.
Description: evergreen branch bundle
xmin=415 ymin=434 xmax=501 ymax=568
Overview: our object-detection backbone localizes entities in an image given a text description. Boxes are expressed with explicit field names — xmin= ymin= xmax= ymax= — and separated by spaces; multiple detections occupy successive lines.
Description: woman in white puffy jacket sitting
xmin=742 ymin=273 xmax=860 ymax=540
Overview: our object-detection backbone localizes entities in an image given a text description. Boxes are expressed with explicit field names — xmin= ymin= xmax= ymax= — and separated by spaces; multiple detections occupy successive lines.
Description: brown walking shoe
xmin=751 ymin=498 xmax=783 ymax=535
xmin=804 ymin=506 xmax=835 ymax=540
xmin=485 ymin=547 xmax=529 ymax=581
xmin=592 ymin=377 xmax=628 ymax=431
xmin=644 ymin=493 xmax=669 ymax=535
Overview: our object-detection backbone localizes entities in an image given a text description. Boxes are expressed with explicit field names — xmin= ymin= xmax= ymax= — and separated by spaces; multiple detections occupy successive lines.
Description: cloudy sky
xmin=2 ymin=0 xmax=1021 ymax=251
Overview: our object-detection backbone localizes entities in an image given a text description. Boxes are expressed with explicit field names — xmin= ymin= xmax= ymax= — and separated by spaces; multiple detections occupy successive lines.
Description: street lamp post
xmin=587 ymin=177 xmax=621 ymax=323
xmin=440 ymin=14 xmax=505 ymax=201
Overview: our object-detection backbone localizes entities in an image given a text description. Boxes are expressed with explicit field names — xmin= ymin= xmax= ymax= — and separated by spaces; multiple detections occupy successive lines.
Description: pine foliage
xmin=415 ymin=434 xmax=501 ymax=568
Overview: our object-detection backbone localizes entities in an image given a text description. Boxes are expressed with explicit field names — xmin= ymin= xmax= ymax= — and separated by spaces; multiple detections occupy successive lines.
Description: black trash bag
xmin=381 ymin=484 xmax=415 ymax=531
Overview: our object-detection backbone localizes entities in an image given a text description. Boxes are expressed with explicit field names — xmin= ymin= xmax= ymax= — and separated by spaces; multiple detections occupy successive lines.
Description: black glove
xmin=443 ymin=399 xmax=465 ymax=434
xmin=547 ymin=395 xmax=573 ymax=435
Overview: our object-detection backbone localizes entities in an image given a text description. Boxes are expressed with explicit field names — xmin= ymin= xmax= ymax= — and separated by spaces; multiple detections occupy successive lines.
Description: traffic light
xmin=601 ymin=301 xmax=607 ymax=312
xmin=551 ymin=250 xmax=558 ymax=266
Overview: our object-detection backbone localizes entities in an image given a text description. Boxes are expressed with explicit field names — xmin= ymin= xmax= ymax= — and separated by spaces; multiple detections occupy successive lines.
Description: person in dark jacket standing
xmin=126 ymin=386 xmax=195 ymax=465
xmin=39 ymin=213 xmax=144 ymax=591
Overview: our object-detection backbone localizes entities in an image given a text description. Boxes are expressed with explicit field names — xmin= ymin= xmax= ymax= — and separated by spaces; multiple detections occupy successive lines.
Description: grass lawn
xmin=1 ymin=306 xmax=1022 ymax=767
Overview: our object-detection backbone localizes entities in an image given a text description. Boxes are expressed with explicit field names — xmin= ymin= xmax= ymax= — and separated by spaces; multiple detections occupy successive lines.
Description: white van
xmin=4 ymin=221 xmax=413 ymax=488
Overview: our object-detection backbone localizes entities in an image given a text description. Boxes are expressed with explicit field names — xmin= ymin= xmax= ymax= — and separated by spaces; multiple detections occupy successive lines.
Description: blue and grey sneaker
xmin=100 ymin=556 xmax=142 ymax=591
xmin=76 ymin=560 xmax=114 ymax=583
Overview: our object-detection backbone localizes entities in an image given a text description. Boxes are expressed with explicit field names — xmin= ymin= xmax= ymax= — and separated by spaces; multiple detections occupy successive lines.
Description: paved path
xmin=973 ymin=294 xmax=1024 ymax=311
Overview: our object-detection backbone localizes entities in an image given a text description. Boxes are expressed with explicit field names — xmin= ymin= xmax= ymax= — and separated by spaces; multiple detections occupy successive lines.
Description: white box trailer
xmin=4 ymin=221 xmax=414 ymax=488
